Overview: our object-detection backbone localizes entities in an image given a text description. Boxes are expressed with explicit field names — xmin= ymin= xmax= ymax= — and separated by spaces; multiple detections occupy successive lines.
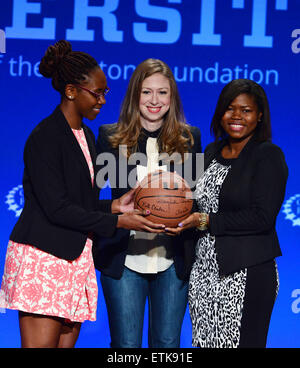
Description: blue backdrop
xmin=0 ymin=0 xmax=299 ymax=348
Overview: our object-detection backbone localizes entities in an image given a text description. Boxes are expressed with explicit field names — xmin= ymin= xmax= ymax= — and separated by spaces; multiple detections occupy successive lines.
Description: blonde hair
xmin=109 ymin=58 xmax=193 ymax=158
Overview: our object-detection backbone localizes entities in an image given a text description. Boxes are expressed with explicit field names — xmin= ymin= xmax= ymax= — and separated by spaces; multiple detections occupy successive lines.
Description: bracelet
xmin=196 ymin=212 xmax=208 ymax=231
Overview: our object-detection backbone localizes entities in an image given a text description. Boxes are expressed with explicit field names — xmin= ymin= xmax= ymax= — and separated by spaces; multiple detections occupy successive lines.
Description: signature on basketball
xmin=141 ymin=201 xmax=167 ymax=213
xmin=140 ymin=198 xmax=191 ymax=214
xmin=175 ymin=207 xmax=190 ymax=216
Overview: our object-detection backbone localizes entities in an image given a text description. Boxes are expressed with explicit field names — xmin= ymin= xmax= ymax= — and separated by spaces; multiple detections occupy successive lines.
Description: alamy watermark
xmin=96 ymin=146 xmax=204 ymax=196
xmin=291 ymin=29 xmax=300 ymax=54
xmin=0 ymin=290 xmax=5 ymax=313
xmin=0 ymin=29 xmax=6 ymax=53
xmin=291 ymin=289 xmax=300 ymax=314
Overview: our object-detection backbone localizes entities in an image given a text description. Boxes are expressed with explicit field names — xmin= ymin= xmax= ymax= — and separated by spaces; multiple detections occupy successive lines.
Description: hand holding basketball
xmin=117 ymin=210 xmax=165 ymax=233
xmin=165 ymin=212 xmax=200 ymax=236
xmin=134 ymin=171 xmax=193 ymax=228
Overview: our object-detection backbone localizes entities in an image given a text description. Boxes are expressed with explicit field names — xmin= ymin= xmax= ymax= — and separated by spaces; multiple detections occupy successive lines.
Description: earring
xmin=68 ymin=96 xmax=74 ymax=100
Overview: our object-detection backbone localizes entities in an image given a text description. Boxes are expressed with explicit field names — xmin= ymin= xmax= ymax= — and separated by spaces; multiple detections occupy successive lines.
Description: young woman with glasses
xmin=0 ymin=41 xmax=164 ymax=348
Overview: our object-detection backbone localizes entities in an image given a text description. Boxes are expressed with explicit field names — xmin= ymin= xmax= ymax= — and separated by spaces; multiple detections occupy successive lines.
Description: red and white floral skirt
xmin=0 ymin=238 xmax=98 ymax=323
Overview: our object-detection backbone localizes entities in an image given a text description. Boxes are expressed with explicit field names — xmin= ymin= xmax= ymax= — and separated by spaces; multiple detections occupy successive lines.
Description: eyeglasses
xmin=76 ymin=85 xmax=110 ymax=100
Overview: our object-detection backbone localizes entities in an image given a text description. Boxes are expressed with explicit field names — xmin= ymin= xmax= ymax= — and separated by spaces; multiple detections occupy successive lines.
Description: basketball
xmin=134 ymin=170 xmax=193 ymax=227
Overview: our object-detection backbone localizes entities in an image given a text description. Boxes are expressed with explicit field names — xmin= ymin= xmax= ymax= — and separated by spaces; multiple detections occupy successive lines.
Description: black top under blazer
xmin=93 ymin=123 xmax=202 ymax=280
xmin=204 ymin=135 xmax=288 ymax=276
xmin=10 ymin=106 xmax=118 ymax=260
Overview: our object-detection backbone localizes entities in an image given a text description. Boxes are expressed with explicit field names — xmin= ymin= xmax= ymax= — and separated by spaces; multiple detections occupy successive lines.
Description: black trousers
xmin=238 ymin=259 xmax=278 ymax=348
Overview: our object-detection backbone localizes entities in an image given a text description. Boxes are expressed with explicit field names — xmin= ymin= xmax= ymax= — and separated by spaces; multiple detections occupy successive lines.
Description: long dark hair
xmin=39 ymin=40 xmax=99 ymax=94
xmin=210 ymin=79 xmax=272 ymax=142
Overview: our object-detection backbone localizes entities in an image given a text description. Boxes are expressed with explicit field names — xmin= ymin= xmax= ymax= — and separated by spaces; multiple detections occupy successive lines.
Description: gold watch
xmin=197 ymin=213 xmax=208 ymax=231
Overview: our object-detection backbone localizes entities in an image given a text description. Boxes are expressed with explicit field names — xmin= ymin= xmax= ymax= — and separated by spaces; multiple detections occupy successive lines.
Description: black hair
xmin=210 ymin=79 xmax=272 ymax=142
xmin=39 ymin=40 xmax=99 ymax=94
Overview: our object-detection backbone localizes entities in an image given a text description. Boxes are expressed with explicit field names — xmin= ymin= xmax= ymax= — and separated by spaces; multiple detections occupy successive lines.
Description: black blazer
xmin=10 ymin=106 xmax=118 ymax=260
xmin=93 ymin=123 xmax=202 ymax=280
xmin=204 ymin=135 xmax=288 ymax=276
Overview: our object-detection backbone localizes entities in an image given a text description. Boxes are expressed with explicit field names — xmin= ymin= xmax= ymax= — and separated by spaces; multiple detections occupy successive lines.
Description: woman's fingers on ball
xmin=143 ymin=226 xmax=165 ymax=233
xmin=142 ymin=218 xmax=165 ymax=229
xmin=133 ymin=209 xmax=150 ymax=216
